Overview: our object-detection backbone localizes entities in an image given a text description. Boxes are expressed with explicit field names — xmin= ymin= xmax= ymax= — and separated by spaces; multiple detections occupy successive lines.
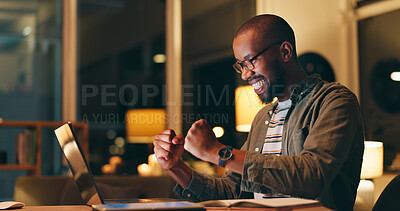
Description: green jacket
xmin=175 ymin=74 xmax=365 ymax=211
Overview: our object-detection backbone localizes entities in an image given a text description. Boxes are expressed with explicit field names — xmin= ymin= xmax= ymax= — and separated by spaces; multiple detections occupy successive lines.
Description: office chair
xmin=372 ymin=173 xmax=400 ymax=211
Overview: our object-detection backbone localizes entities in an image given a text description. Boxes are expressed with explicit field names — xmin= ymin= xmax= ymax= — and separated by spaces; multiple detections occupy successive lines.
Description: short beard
xmin=257 ymin=63 xmax=286 ymax=104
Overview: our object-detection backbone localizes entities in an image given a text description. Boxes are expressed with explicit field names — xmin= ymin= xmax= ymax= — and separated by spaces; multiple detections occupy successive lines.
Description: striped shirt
xmin=262 ymin=99 xmax=291 ymax=155
xmin=254 ymin=99 xmax=292 ymax=199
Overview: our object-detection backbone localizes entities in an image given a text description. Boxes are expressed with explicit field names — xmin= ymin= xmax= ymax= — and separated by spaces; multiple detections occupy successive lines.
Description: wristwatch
xmin=218 ymin=146 xmax=233 ymax=168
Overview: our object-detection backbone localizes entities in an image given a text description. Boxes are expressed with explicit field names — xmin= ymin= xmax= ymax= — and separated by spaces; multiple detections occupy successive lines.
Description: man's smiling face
xmin=233 ymin=30 xmax=286 ymax=104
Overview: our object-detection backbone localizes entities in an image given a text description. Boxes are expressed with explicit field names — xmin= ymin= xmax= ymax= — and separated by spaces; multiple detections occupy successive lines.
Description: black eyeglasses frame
xmin=233 ymin=41 xmax=283 ymax=74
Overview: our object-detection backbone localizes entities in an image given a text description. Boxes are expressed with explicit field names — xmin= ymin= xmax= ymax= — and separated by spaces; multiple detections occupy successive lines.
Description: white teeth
xmin=252 ymin=80 xmax=264 ymax=90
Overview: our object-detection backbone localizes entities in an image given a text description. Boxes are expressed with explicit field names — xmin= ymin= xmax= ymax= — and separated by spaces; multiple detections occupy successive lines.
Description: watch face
xmin=218 ymin=147 xmax=232 ymax=160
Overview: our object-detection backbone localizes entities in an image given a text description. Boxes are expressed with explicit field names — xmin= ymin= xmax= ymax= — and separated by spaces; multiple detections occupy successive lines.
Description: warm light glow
xmin=101 ymin=164 xmax=113 ymax=174
xmin=153 ymin=54 xmax=167 ymax=63
xmin=148 ymin=154 xmax=157 ymax=165
xmin=22 ymin=26 xmax=32 ymax=36
xmin=109 ymin=156 xmax=123 ymax=166
xmin=148 ymin=154 xmax=163 ymax=176
xmin=212 ymin=126 xmax=224 ymax=138
xmin=236 ymin=124 xmax=251 ymax=132
xmin=390 ymin=71 xmax=400 ymax=81
xmin=126 ymin=109 xmax=166 ymax=143
xmin=235 ymin=86 xmax=271 ymax=132
xmin=137 ymin=163 xmax=152 ymax=177
xmin=114 ymin=137 xmax=125 ymax=147
xmin=106 ymin=130 xmax=116 ymax=139
xmin=108 ymin=145 xmax=125 ymax=155
xmin=360 ymin=141 xmax=383 ymax=179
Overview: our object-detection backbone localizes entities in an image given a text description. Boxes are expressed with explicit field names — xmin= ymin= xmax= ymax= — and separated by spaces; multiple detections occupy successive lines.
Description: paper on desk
xmin=0 ymin=201 xmax=25 ymax=210
xmin=198 ymin=198 xmax=320 ymax=208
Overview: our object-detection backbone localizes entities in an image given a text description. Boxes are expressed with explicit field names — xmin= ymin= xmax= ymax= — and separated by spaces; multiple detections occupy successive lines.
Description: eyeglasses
xmin=233 ymin=41 xmax=283 ymax=74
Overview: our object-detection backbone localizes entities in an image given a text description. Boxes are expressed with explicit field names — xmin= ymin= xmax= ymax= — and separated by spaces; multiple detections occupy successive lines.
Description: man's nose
xmin=241 ymin=68 xmax=254 ymax=81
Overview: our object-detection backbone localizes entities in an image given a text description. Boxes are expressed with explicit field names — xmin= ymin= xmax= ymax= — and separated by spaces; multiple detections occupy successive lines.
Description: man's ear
xmin=280 ymin=41 xmax=293 ymax=62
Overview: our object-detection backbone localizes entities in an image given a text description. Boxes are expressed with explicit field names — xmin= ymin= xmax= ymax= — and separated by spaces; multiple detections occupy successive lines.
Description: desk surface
xmin=23 ymin=205 xmax=332 ymax=211
xmin=23 ymin=206 xmax=91 ymax=210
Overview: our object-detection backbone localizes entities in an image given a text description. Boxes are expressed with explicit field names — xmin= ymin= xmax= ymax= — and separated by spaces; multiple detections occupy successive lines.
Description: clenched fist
xmin=153 ymin=129 xmax=184 ymax=170
xmin=184 ymin=119 xmax=224 ymax=163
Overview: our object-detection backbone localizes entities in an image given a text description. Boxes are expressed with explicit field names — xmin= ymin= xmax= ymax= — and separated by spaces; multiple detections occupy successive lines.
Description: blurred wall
xmin=256 ymin=0 xmax=358 ymax=96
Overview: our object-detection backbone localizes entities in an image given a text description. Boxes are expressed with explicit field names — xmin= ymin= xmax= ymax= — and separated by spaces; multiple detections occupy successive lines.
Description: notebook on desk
xmin=54 ymin=122 xmax=204 ymax=211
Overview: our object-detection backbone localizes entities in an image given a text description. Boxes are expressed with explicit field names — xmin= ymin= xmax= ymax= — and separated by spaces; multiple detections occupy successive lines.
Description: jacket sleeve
xmin=241 ymin=88 xmax=364 ymax=199
xmin=173 ymin=139 xmax=251 ymax=201
xmin=173 ymin=105 xmax=274 ymax=201
xmin=173 ymin=168 xmax=242 ymax=201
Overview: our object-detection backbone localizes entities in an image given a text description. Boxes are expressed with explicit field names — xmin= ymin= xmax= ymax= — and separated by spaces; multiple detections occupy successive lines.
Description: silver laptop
xmin=54 ymin=122 xmax=204 ymax=210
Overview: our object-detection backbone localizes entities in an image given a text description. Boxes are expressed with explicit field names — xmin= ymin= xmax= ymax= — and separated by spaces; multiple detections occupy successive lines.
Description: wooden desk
xmin=23 ymin=206 xmax=91 ymax=210
xmin=22 ymin=205 xmax=331 ymax=211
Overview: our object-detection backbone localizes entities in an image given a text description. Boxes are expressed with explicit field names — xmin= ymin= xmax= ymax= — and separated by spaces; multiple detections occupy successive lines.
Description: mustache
xmin=248 ymin=75 xmax=267 ymax=83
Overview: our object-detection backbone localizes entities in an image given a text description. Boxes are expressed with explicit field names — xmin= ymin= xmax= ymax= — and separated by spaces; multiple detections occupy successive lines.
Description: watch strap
xmin=218 ymin=146 xmax=233 ymax=168
xmin=218 ymin=158 xmax=227 ymax=168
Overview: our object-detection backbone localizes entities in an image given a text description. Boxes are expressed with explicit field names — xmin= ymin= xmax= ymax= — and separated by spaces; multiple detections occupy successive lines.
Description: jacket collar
xmin=289 ymin=74 xmax=322 ymax=105
xmin=265 ymin=74 xmax=321 ymax=117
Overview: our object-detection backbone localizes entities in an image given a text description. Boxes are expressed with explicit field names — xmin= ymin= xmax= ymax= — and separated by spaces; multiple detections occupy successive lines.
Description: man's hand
xmin=153 ymin=129 xmax=184 ymax=170
xmin=184 ymin=119 xmax=224 ymax=163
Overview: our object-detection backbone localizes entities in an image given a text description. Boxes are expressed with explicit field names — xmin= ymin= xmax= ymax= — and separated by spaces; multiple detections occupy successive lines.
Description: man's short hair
xmin=235 ymin=14 xmax=296 ymax=51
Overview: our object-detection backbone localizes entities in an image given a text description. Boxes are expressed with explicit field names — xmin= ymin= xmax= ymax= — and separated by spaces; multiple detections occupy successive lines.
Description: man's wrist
xmin=165 ymin=159 xmax=193 ymax=189
xmin=206 ymin=143 xmax=225 ymax=165
xmin=166 ymin=159 xmax=186 ymax=173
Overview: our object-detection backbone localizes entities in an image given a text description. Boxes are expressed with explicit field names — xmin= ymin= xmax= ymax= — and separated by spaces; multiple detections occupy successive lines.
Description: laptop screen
xmin=54 ymin=122 xmax=103 ymax=205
